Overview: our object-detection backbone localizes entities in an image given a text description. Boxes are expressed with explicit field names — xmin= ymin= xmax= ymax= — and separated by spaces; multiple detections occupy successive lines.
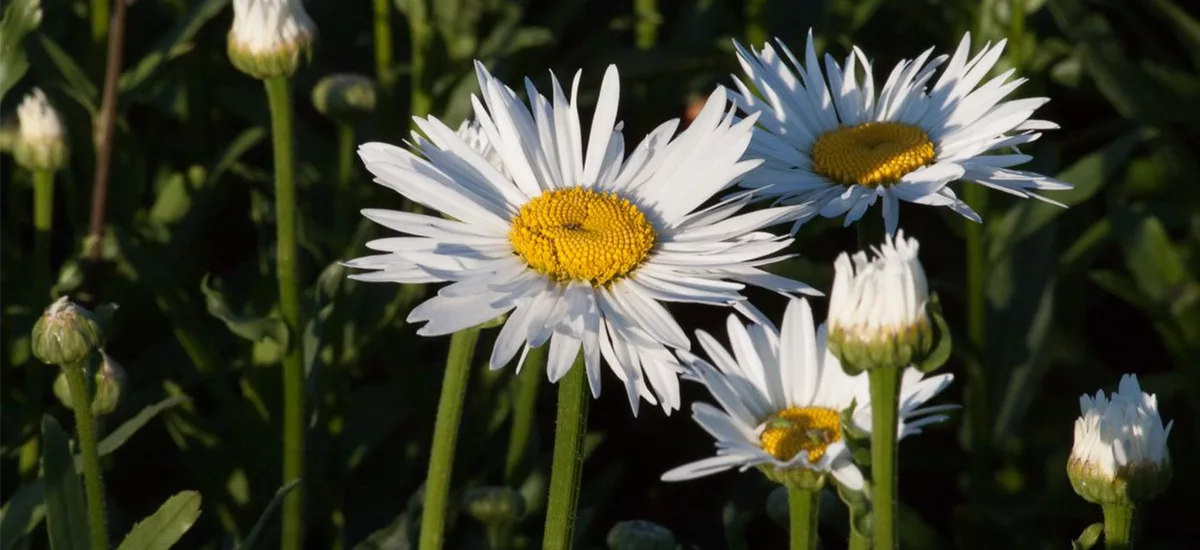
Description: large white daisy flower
xmin=731 ymin=31 xmax=1071 ymax=233
xmin=346 ymin=62 xmax=819 ymax=415
xmin=661 ymin=298 xmax=954 ymax=489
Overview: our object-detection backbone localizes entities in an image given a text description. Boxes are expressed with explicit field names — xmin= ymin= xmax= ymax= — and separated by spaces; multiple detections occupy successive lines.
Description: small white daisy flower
xmin=730 ymin=31 xmax=1071 ymax=233
xmin=1068 ymin=374 xmax=1173 ymax=504
xmin=14 ymin=88 xmax=67 ymax=172
xmin=228 ymin=0 xmax=316 ymax=79
xmin=661 ymin=298 xmax=954 ymax=489
xmin=346 ymin=63 xmax=820 ymax=415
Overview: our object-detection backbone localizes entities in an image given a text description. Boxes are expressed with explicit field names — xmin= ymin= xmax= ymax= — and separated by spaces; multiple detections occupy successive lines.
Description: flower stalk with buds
xmin=1069 ymin=375 xmax=1173 ymax=550
xmin=825 ymin=231 xmax=948 ymax=550
xmin=227 ymin=1 xmax=315 ymax=547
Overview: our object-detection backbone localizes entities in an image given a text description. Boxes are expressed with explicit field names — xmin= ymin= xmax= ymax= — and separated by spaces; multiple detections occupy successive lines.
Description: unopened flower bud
xmin=827 ymin=230 xmax=934 ymax=375
xmin=1068 ymin=374 xmax=1173 ymax=506
xmin=53 ymin=352 xmax=126 ymax=415
xmin=227 ymin=0 xmax=316 ymax=79
xmin=312 ymin=74 xmax=376 ymax=122
xmin=462 ymin=486 xmax=525 ymax=525
xmin=14 ymin=88 xmax=67 ymax=172
xmin=31 ymin=297 xmax=103 ymax=366
xmin=606 ymin=520 xmax=676 ymax=550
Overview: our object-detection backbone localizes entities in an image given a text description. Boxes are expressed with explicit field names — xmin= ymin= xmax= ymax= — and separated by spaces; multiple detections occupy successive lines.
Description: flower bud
xmin=31 ymin=296 xmax=103 ymax=366
xmin=827 ymin=230 xmax=933 ymax=375
xmin=606 ymin=520 xmax=676 ymax=550
xmin=462 ymin=486 xmax=525 ymax=525
xmin=53 ymin=352 xmax=126 ymax=415
xmin=311 ymin=73 xmax=376 ymax=122
xmin=1068 ymin=374 xmax=1173 ymax=506
xmin=227 ymin=0 xmax=316 ymax=79
xmin=14 ymin=88 xmax=67 ymax=173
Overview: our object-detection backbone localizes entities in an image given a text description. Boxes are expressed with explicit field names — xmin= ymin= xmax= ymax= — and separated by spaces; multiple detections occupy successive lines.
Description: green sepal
xmin=1071 ymin=522 xmax=1104 ymax=550
xmin=835 ymin=476 xmax=873 ymax=540
xmin=839 ymin=398 xmax=870 ymax=442
xmin=913 ymin=293 xmax=951 ymax=374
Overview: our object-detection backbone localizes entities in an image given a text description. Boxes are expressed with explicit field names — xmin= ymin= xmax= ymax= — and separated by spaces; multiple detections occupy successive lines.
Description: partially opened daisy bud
xmin=227 ymin=0 xmax=316 ymax=79
xmin=661 ymin=298 xmax=955 ymax=491
xmin=312 ymin=73 xmax=376 ymax=122
xmin=31 ymin=296 xmax=104 ymax=367
xmin=606 ymin=520 xmax=676 ymax=550
xmin=1068 ymin=374 xmax=1173 ymax=507
xmin=827 ymin=230 xmax=935 ymax=376
xmin=14 ymin=88 xmax=67 ymax=173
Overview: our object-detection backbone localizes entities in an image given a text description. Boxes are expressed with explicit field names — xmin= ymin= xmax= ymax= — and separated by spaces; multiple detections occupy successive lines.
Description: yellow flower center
xmin=508 ymin=187 xmax=656 ymax=287
xmin=811 ymin=122 xmax=936 ymax=187
xmin=759 ymin=406 xmax=843 ymax=463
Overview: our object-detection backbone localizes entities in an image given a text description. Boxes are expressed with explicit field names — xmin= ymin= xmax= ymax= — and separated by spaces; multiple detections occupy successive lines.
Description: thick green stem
xmin=265 ymin=76 xmax=306 ymax=550
xmin=335 ymin=123 xmax=355 ymax=238
xmin=1102 ymin=504 xmax=1136 ymax=550
xmin=1009 ymin=0 xmax=1026 ymax=68
xmin=408 ymin=0 xmax=432 ymax=123
xmin=505 ymin=345 xmax=547 ymax=483
xmin=745 ymin=0 xmax=767 ymax=47
xmin=868 ymin=365 xmax=901 ymax=550
xmin=634 ymin=0 xmax=659 ymax=50
xmin=373 ymin=0 xmax=394 ymax=90
xmin=33 ymin=170 xmax=54 ymax=291
xmin=963 ymin=183 xmax=990 ymax=451
xmin=787 ymin=486 xmax=819 ymax=550
xmin=90 ymin=0 xmax=109 ymax=47
xmin=63 ymin=362 xmax=110 ymax=550
xmin=419 ymin=328 xmax=481 ymax=550
xmin=542 ymin=355 xmax=589 ymax=550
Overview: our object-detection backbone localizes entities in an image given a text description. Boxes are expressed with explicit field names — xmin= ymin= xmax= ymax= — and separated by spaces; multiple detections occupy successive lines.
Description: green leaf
xmin=0 ymin=0 xmax=41 ymax=102
xmin=199 ymin=275 xmax=290 ymax=348
xmin=1147 ymin=0 xmax=1200 ymax=69
xmin=914 ymin=294 xmax=952 ymax=374
xmin=41 ymin=415 xmax=90 ymax=550
xmin=37 ymin=35 xmax=98 ymax=102
xmin=1111 ymin=205 xmax=1192 ymax=305
xmin=237 ymin=479 xmax=301 ymax=550
xmin=115 ymin=491 xmax=202 ymax=550
xmin=1071 ymin=522 xmax=1104 ymax=550
xmin=95 ymin=395 xmax=189 ymax=459
xmin=119 ymin=0 xmax=230 ymax=94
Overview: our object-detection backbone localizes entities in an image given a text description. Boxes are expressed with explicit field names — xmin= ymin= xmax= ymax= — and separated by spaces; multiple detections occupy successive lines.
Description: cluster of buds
xmin=13 ymin=88 xmax=67 ymax=173
xmin=31 ymin=297 xmax=124 ymax=415
xmin=826 ymin=231 xmax=945 ymax=375
xmin=1068 ymin=374 xmax=1173 ymax=507
xmin=227 ymin=0 xmax=316 ymax=79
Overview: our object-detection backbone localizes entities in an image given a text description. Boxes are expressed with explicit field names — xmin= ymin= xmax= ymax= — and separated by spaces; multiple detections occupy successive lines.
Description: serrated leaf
xmin=41 ymin=415 xmax=90 ymax=550
xmin=199 ymin=275 xmax=290 ymax=349
xmin=0 ymin=0 xmax=41 ymax=102
xmin=119 ymin=0 xmax=230 ymax=94
xmin=115 ymin=491 xmax=201 ymax=550
xmin=237 ymin=479 xmax=300 ymax=550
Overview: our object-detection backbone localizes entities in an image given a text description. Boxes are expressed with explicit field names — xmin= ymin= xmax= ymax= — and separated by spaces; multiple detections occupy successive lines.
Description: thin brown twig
xmin=86 ymin=0 xmax=127 ymax=261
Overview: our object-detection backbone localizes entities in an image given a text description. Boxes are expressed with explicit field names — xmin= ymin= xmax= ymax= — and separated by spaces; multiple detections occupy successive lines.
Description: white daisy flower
xmin=661 ymin=298 xmax=955 ymax=489
xmin=1068 ymin=374 xmax=1173 ymax=503
xmin=730 ymin=31 xmax=1071 ymax=234
xmin=346 ymin=62 xmax=820 ymax=415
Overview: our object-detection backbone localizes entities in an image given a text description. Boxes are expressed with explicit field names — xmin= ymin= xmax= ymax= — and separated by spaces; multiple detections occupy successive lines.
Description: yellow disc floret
xmin=811 ymin=122 xmax=936 ymax=187
xmin=759 ymin=406 xmax=843 ymax=463
xmin=508 ymin=187 xmax=656 ymax=287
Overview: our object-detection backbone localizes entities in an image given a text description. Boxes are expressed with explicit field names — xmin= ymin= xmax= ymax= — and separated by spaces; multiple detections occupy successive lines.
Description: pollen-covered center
xmin=508 ymin=187 xmax=656 ymax=287
xmin=758 ymin=406 xmax=843 ymax=463
xmin=811 ymin=122 xmax=936 ymax=187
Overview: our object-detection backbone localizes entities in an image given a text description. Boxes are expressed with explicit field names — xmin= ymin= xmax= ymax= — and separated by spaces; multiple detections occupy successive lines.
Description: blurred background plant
xmin=1 ymin=0 xmax=1198 ymax=548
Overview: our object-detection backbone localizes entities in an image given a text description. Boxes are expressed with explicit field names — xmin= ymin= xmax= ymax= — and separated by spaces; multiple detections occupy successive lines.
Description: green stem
xmin=335 ymin=123 xmax=355 ymax=238
xmin=1102 ymin=504 xmax=1136 ymax=550
xmin=1009 ymin=0 xmax=1026 ymax=68
xmin=90 ymin=0 xmax=109 ymax=47
xmin=787 ymin=486 xmax=819 ymax=550
xmin=634 ymin=0 xmax=660 ymax=50
xmin=848 ymin=528 xmax=870 ymax=550
xmin=868 ymin=365 xmax=901 ymax=550
xmin=419 ymin=328 xmax=481 ymax=550
xmin=373 ymin=0 xmax=394 ymax=90
xmin=63 ymin=362 xmax=110 ymax=550
xmin=745 ymin=0 xmax=767 ymax=47
xmin=542 ymin=355 xmax=589 ymax=550
xmin=504 ymin=344 xmax=547 ymax=483
xmin=21 ymin=170 xmax=56 ymax=480
xmin=265 ymin=76 xmax=306 ymax=550
xmin=963 ymin=183 xmax=990 ymax=451
xmin=408 ymin=0 xmax=432 ymax=123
